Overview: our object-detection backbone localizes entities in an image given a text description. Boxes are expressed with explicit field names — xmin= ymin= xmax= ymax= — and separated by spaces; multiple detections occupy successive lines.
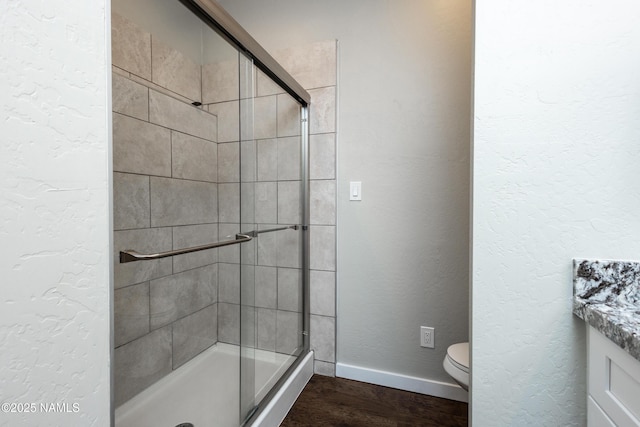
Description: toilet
xmin=443 ymin=342 xmax=469 ymax=391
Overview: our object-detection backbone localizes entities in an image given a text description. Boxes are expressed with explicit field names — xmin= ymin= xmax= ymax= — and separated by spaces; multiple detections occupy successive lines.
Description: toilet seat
xmin=443 ymin=342 xmax=469 ymax=391
xmin=446 ymin=342 xmax=469 ymax=373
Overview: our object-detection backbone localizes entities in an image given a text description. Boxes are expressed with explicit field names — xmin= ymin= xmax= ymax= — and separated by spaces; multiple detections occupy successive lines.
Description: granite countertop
xmin=573 ymin=259 xmax=640 ymax=362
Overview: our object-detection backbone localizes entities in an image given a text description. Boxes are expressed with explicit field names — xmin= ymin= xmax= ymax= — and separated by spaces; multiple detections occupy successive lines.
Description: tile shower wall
xmin=205 ymin=59 xmax=305 ymax=357
xmin=270 ymin=41 xmax=338 ymax=377
xmin=112 ymin=13 xmax=219 ymax=406
xmin=112 ymin=11 xmax=337 ymax=407
xmin=204 ymin=42 xmax=338 ymax=374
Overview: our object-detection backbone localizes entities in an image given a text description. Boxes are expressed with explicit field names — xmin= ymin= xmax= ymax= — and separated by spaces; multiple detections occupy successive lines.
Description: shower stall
xmin=111 ymin=0 xmax=311 ymax=425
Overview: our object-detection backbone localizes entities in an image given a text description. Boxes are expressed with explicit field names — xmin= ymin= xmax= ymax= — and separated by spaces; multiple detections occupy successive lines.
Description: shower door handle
xmin=241 ymin=224 xmax=299 ymax=237
xmin=119 ymin=233 xmax=253 ymax=264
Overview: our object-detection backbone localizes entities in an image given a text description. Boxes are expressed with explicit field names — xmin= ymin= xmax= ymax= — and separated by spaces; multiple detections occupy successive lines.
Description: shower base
xmin=115 ymin=343 xmax=307 ymax=427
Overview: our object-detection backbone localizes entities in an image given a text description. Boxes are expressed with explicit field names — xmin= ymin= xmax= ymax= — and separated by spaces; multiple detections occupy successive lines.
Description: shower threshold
xmin=115 ymin=343 xmax=295 ymax=427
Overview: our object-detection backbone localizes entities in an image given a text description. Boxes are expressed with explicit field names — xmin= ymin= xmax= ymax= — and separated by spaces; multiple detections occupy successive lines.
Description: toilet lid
xmin=447 ymin=342 xmax=469 ymax=373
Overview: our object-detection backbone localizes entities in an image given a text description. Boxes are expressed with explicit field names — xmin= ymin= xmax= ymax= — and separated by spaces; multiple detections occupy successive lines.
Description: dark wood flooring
xmin=281 ymin=375 xmax=468 ymax=427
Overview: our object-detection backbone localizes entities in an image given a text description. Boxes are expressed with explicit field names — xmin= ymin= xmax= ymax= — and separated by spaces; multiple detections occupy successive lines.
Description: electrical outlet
xmin=420 ymin=326 xmax=435 ymax=348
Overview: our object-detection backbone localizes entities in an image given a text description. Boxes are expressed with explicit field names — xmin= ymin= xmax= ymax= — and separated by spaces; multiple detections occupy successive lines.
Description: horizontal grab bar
xmin=118 ymin=225 xmax=300 ymax=264
xmin=244 ymin=224 xmax=299 ymax=237
xmin=120 ymin=233 xmax=252 ymax=264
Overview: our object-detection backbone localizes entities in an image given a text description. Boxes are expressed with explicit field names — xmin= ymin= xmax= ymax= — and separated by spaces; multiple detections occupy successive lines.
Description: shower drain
xmin=175 ymin=424 xmax=194 ymax=427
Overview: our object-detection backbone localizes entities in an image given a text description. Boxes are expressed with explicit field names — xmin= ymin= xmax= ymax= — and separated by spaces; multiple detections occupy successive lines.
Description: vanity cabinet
xmin=588 ymin=326 xmax=640 ymax=427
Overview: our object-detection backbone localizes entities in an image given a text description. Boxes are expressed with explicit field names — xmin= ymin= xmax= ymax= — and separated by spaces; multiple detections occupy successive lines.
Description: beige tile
xmin=202 ymin=59 xmax=239 ymax=104
xmin=241 ymin=140 xmax=257 ymax=182
xmin=240 ymin=98 xmax=254 ymax=141
xmin=273 ymin=40 xmax=337 ymax=90
xmin=254 ymin=96 xmax=277 ymax=139
xmin=114 ymin=326 xmax=172 ymax=406
xmin=172 ymin=224 xmax=218 ymax=273
xmin=278 ymin=181 xmax=302 ymax=225
xmin=113 ymin=73 xmax=148 ymax=121
xmin=256 ymin=68 xmax=285 ymax=97
xmin=208 ymin=101 xmax=239 ymax=143
xmin=152 ymin=38 xmax=201 ymax=102
xmin=113 ymin=172 xmax=150 ymax=231
xmin=255 ymin=182 xmax=277 ymax=224
xmin=150 ymin=177 xmax=217 ymax=227
xmin=114 ymin=228 xmax=173 ymax=289
xmin=310 ymin=133 xmax=336 ymax=180
xmin=310 ymin=180 xmax=336 ymax=225
xmin=112 ymin=65 xmax=129 ymax=78
xmin=112 ymin=13 xmax=151 ymax=80
xmin=114 ymin=282 xmax=150 ymax=347
xmin=239 ymin=61 xmax=256 ymax=100
xmin=277 ymin=94 xmax=301 ymax=137
xmin=309 ymin=226 xmax=335 ymax=271
xmin=149 ymin=264 xmax=218 ymax=329
xmin=113 ymin=113 xmax=171 ymax=176
xmin=129 ymin=73 xmax=194 ymax=105
xmin=278 ymin=136 xmax=301 ymax=181
xmin=172 ymin=305 xmax=217 ymax=369
xmin=257 ymin=139 xmax=278 ymax=181
xmin=309 ymin=87 xmax=336 ymax=134
xmin=172 ymin=131 xmax=217 ymax=183
xmin=149 ymin=89 xmax=217 ymax=141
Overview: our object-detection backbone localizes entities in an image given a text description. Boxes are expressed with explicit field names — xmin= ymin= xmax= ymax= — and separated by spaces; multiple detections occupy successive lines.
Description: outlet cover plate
xmin=420 ymin=326 xmax=435 ymax=348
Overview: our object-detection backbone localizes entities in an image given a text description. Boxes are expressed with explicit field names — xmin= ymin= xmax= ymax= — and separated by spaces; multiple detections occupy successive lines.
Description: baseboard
xmin=251 ymin=350 xmax=314 ymax=427
xmin=335 ymin=362 xmax=468 ymax=403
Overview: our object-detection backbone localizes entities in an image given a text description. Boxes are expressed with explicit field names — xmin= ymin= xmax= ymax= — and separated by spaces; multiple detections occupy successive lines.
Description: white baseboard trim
xmin=336 ymin=362 xmax=468 ymax=403
xmin=252 ymin=350 xmax=314 ymax=427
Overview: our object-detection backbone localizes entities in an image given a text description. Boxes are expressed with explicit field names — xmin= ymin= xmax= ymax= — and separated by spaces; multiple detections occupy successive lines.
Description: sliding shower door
xmin=238 ymin=59 xmax=307 ymax=424
xmin=112 ymin=0 xmax=309 ymax=425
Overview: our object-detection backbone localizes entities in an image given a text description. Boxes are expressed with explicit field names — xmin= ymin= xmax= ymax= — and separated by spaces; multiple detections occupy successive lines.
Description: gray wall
xmin=219 ymin=0 xmax=472 ymax=387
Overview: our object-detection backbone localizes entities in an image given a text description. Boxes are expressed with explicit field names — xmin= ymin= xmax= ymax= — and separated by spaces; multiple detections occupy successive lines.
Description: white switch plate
xmin=349 ymin=181 xmax=362 ymax=201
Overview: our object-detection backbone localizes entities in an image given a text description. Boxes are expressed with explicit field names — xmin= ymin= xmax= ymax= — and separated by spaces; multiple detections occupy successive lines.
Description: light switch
xmin=350 ymin=181 xmax=362 ymax=201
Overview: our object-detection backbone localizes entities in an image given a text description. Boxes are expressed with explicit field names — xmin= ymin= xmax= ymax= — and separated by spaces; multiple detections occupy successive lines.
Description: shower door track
xmin=179 ymin=0 xmax=310 ymax=106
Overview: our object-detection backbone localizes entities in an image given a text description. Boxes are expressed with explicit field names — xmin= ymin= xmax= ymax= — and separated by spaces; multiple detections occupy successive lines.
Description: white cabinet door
xmin=588 ymin=326 xmax=640 ymax=427
xmin=589 ymin=396 xmax=616 ymax=427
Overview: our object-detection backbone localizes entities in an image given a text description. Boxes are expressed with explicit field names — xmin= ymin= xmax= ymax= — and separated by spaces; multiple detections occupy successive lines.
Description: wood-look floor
xmin=281 ymin=375 xmax=468 ymax=427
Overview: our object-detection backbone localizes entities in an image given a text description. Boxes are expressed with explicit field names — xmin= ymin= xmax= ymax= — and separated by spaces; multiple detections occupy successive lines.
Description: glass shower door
xmin=239 ymin=53 xmax=257 ymax=423
xmin=238 ymin=59 xmax=306 ymax=424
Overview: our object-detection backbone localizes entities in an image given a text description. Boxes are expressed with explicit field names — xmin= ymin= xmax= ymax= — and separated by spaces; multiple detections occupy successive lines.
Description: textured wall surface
xmin=473 ymin=1 xmax=640 ymax=425
xmin=0 ymin=1 xmax=111 ymax=426
xmin=219 ymin=0 xmax=472 ymax=386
